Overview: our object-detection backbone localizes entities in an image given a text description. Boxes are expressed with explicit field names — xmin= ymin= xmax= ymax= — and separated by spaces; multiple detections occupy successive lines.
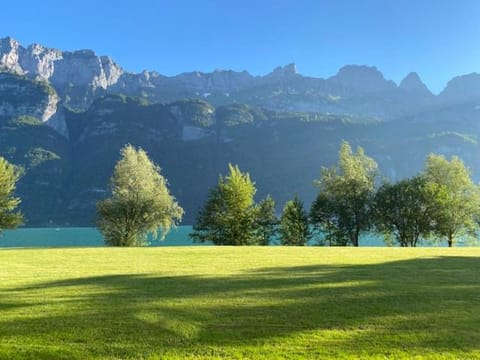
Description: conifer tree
xmin=256 ymin=195 xmax=278 ymax=245
xmin=191 ymin=164 xmax=259 ymax=245
xmin=280 ymin=195 xmax=310 ymax=246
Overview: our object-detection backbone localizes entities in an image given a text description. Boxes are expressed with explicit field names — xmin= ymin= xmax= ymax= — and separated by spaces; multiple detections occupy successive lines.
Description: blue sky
xmin=2 ymin=0 xmax=480 ymax=93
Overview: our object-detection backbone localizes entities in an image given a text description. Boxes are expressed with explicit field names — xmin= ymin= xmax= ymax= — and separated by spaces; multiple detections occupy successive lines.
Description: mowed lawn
xmin=0 ymin=247 xmax=479 ymax=359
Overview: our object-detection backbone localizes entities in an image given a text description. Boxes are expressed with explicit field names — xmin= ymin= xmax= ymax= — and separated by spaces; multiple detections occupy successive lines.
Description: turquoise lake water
xmin=1 ymin=226 xmax=475 ymax=248
xmin=0 ymin=226 xmax=202 ymax=248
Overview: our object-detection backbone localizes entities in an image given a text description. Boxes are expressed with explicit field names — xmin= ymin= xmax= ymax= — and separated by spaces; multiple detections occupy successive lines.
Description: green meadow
xmin=0 ymin=247 xmax=479 ymax=359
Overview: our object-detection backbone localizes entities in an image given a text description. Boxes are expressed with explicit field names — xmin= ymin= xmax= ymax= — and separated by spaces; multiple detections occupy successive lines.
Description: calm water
xmin=0 ymin=226 xmax=476 ymax=247
xmin=0 ymin=226 xmax=204 ymax=248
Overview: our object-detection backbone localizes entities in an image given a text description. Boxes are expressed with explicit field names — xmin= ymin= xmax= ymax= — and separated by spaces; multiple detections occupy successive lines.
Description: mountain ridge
xmin=4 ymin=36 xmax=475 ymax=122
xmin=0 ymin=36 xmax=433 ymax=93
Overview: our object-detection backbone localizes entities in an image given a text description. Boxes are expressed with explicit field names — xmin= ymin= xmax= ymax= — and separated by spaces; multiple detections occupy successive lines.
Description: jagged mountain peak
xmin=0 ymin=36 xmax=124 ymax=88
xmin=335 ymin=64 xmax=383 ymax=77
xmin=0 ymin=36 xmax=17 ymax=47
xmin=399 ymin=72 xmax=432 ymax=96
xmin=268 ymin=63 xmax=298 ymax=77
xmin=400 ymin=71 xmax=421 ymax=84
xmin=329 ymin=64 xmax=396 ymax=94
xmin=63 ymin=49 xmax=97 ymax=57
xmin=212 ymin=68 xmax=249 ymax=74
xmin=0 ymin=36 xmax=22 ymax=73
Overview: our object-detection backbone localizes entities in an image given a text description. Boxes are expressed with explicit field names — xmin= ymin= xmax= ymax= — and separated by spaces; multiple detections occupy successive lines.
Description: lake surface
xmin=0 ymin=226 xmax=202 ymax=248
xmin=0 ymin=226 xmax=477 ymax=247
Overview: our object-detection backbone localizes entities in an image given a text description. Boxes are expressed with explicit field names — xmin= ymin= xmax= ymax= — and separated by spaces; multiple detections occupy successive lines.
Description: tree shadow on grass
xmin=1 ymin=256 xmax=479 ymax=358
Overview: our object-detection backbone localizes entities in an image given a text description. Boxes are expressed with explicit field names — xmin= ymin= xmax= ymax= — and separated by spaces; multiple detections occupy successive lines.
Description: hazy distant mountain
xmin=2 ymin=36 xmax=480 ymax=226
xmin=439 ymin=73 xmax=480 ymax=104
xmin=399 ymin=72 xmax=433 ymax=97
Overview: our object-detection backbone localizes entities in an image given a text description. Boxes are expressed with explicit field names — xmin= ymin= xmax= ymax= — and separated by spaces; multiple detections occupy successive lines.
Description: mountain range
xmin=1 ymin=36 xmax=480 ymax=226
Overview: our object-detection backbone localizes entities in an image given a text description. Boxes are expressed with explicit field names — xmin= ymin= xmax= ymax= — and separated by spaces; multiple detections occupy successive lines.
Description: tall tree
xmin=312 ymin=141 xmax=378 ymax=246
xmin=373 ymin=176 xmax=434 ymax=247
xmin=0 ymin=157 xmax=23 ymax=232
xmin=423 ymin=154 xmax=480 ymax=247
xmin=310 ymin=192 xmax=348 ymax=246
xmin=280 ymin=195 xmax=310 ymax=246
xmin=191 ymin=164 xmax=259 ymax=245
xmin=97 ymin=145 xmax=183 ymax=246
xmin=255 ymin=195 xmax=278 ymax=245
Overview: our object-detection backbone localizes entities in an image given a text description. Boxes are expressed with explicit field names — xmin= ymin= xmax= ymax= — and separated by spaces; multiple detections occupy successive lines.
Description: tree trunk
xmin=353 ymin=229 xmax=360 ymax=247
xmin=447 ymin=234 xmax=453 ymax=248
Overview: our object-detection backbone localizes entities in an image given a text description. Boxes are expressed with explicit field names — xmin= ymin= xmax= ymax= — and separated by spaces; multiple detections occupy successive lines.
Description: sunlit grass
xmin=0 ymin=247 xmax=479 ymax=359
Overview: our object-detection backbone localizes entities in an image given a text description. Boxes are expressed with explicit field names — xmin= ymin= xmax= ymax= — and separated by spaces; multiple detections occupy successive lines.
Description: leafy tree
xmin=373 ymin=176 xmax=434 ymax=247
xmin=310 ymin=192 xmax=348 ymax=246
xmin=191 ymin=164 xmax=259 ymax=245
xmin=312 ymin=141 xmax=378 ymax=246
xmin=97 ymin=145 xmax=183 ymax=246
xmin=423 ymin=154 xmax=480 ymax=247
xmin=280 ymin=195 xmax=310 ymax=246
xmin=0 ymin=157 xmax=23 ymax=232
xmin=256 ymin=195 xmax=278 ymax=245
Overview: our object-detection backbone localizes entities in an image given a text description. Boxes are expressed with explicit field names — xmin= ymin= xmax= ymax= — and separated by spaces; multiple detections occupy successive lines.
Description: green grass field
xmin=0 ymin=247 xmax=479 ymax=359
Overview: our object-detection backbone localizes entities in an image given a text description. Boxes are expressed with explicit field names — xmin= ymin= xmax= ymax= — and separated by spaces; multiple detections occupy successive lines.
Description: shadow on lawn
xmin=2 ymin=256 xmax=480 ymax=358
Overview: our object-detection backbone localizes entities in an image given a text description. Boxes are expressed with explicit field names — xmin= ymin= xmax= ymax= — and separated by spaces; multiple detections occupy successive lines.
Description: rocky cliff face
xmin=0 ymin=38 xmax=124 ymax=110
xmin=0 ymin=37 xmax=23 ymax=73
xmin=0 ymin=73 xmax=59 ymax=122
xmin=49 ymin=50 xmax=123 ymax=89
xmin=18 ymin=43 xmax=62 ymax=79
xmin=170 ymin=69 xmax=255 ymax=92
xmin=0 ymin=36 xmax=437 ymax=119
xmin=4 ymin=36 xmax=480 ymax=125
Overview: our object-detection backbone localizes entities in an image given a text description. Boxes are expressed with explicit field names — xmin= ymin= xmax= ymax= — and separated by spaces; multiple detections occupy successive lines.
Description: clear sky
xmin=2 ymin=0 xmax=480 ymax=93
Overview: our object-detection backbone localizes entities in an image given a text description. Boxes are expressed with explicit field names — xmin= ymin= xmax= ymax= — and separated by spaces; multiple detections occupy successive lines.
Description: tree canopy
xmin=256 ymin=195 xmax=278 ymax=245
xmin=97 ymin=145 xmax=183 ymax=246
xmin=373 ymin=176 xmax=434 ymax=247
xmin=280 ymin=195 xmax=310 ymax=246
xmin=191 ymin=164 xmax=259 ymax=245
xmin=312 ymin=141 xmax=377 ymax=246
xmin=423 ymin=154 xmax=480 ymax=247
xmin=310 ymin=192 xmax=348 ymax=246
xmin=0 ymin=156 xmax=23 ymax=232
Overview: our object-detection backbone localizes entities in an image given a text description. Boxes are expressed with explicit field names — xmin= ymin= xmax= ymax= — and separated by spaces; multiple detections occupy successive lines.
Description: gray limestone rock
xmin=19 ymin=43 xmax=62 ymax=80
xmin=0 ymin=37 xmax=23 ymax=74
